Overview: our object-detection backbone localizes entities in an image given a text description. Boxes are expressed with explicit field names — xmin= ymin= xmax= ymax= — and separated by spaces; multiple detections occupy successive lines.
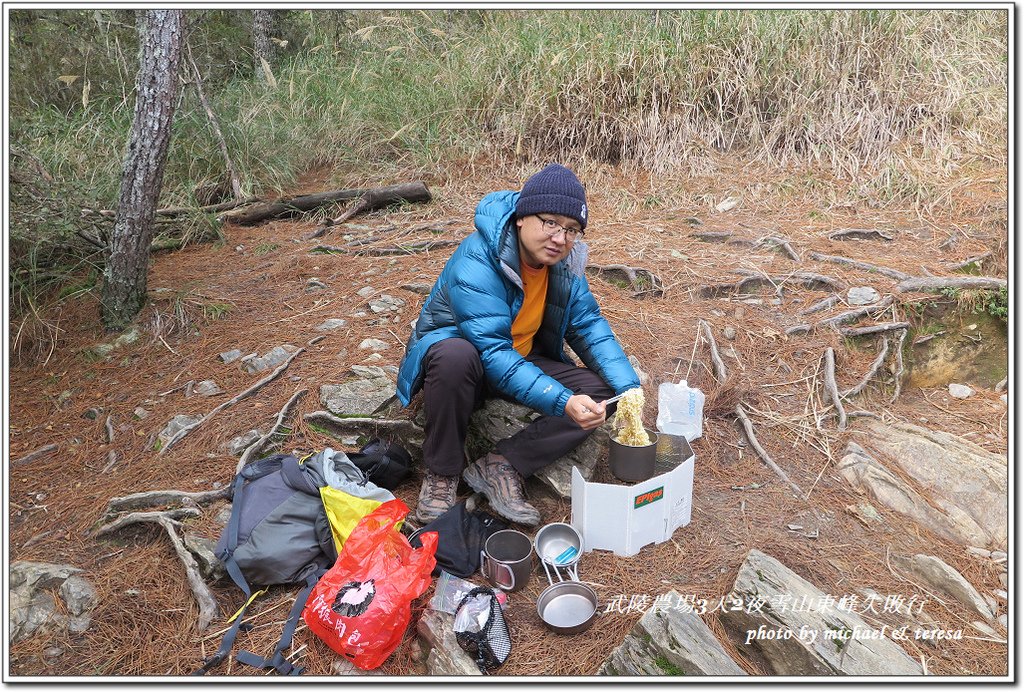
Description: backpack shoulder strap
xmin=234 ymin=569 xmax=322 ymax=675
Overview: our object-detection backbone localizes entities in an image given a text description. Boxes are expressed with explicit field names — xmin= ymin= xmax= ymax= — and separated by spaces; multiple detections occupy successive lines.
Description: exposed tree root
xmin=839 ymin=321 xmax=911 ymax=337
xmin=894 ymin=276 xmax=1007 ymax=293
xmin=105 ymin=415 xmax=115 ymax=443
xmin=13 ymin=443 xmax=58 ymax=466
xmin=841 ymin=336 xmax=890 ymax=399
xmin=808 ymin=252 xmax=911 ymax=280
xmin=891 ymin=327 xmax=908 ymax=403
xmin=586 ymin=263 xmax=664 ymax=298
xmin=105 ymin=488 xmax=230 ymax=518
xmin=823 ymin=348 xmax=847 ymax=431
xmin=801 ymin=295 xmax=840 ymax=315
xmin=827 ymin=228 xmax=894 ymax=242
xmin=788 ymin=296 xmax=896 ymax=336
xmin=698 ymin=319 xmax=729 ymax=382
xmin=95 ymin=508 xmax=200 ymax=536
xmin=161 ymin=348 xmax=305 ymax=454
xmin=758 ymin=235 xmax=800 ymax=261
xmin=702 ymin=270 xmax=842 ymax=298
xmin=303 ymin=411 xmax=424 ymax=460
xmin=156 ymin=515 xmax=219 ymax=632
xmin=237 ymin=388 xmax=308 ymax=473
xmin=734 ymin=404 xmax=805 ymax=499
xmin=947 ymin=252 xmax=992 ymax=271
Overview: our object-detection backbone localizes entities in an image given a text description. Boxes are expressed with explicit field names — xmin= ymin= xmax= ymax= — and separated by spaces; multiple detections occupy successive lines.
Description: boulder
xmin=10 ymin=561 xmax=98 ymax=644
xmin=600 ymin=593 xmax=746 ymax=675
xmin=948 ymin=383 xmax=974 ymax=399
xmin=847 ymin=287 xmax=881 ymax=306
xmin=892 ymin=554 xmax=994 ymax=621
xmin=838 ymin=419 xmax=1007 ymax=550
xmin=720 ymin=549 xmax=922 ymax=675
xmin=319 ymin=366 xmax=395 ymax=416
xmin=416 ymin=610 xmax=483 ymax=675
xmin=467 ymin=399 xmax=606 ymax=498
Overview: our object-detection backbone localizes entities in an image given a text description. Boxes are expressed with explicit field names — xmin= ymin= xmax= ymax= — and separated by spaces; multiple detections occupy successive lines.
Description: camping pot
xmin=608 ymin=429 xmax=659 ymax=482
xmin=480 ymin=529 xmax=533 ymax=592
xmin=537 ymin=580 xmax=599 ymax=635
xmin=534 ymin=523 xmax=583 ymax=583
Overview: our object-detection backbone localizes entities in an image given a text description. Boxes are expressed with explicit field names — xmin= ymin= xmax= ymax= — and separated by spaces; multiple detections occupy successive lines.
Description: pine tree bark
xmin=252 ymin=10 xmax=274 ymax=81
xmin=100 ymin=10 xmax=183 ymax=330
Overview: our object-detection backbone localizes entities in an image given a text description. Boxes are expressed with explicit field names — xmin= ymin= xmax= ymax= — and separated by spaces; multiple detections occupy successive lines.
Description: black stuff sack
xmin=408 ymin=501 xmax=508 ymax=578
xmin=348 ymin=438 xmax=412 ymax=491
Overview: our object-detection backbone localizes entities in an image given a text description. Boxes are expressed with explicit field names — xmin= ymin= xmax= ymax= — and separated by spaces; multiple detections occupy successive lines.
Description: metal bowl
xmin=536 ymin=581 xmax=598 ymax=634
xmin=534 ymin=523 xmax=583 ymax=568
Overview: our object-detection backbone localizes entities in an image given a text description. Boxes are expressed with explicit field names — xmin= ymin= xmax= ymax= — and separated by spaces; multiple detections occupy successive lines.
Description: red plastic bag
xmin=302 ymin=498 xmax=438 ymax=670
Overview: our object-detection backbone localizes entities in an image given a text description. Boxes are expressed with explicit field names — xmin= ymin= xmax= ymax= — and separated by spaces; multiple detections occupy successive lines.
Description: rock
xmin=368 ymin=294 xmax=405 ymax=313
xmin=316 ymin=318 xmax=348 ymax=331
xmin=133 ymin=407 xmax=150 ymax=420
xmin=846 ymin=286 xmax=881 ymax=306
xmin=742 ymin=298 xmax=763 ymax=305
xmin=416 ymin=610 xmax=483 ymax=675
xmin=627 ymin=355 xmax=650 ymax=386
xmin=999 ymin=572 xmax=1007 ymax=588
xmin=970 ymin=621 xmax=1001 ymax=639
xmin=599 ymin=592 xmax=746 ymax=675
xmin=331 ymin=659 xmax=384 ymax=676
xmin=214 ymin=507 xmax=232 ymax=527
xmin=715 ymin=196 xmax=740 ymax=212
xmin=892 ymin=553 xmax=994 ymax=621
xmin=467 ymin=399 xmax=606 ymax=498
xmin=401 ymin=283 xmax=433 ymax=296
xmin=88 ymin=327 xmax=141 ymax=359
xmin=357 ymin=286 xmax=376 ymax=298
xmin=183 ymin=532 xmax=225 ymax=582
xmin=10 ymin=562 xmax=97 ymax=644
xmin=845 ymin=502 xmax=884 ymax=527
xmin=305 ymin=277 xmax=328 ymax=291
xmin=838 ymin=420 xmax=1006 ymax=550
xmin=319 ymin=367 xmax=395 ymax=416
xmin=948 ymin=383 xmax=974 ymax=399
xmin=1000 ymin=393 xmax=1007 ymax=405
xmin=158 ymin=414 xmax=204 ymax=449
xmin=194 ymin=380 xmax=224 ymax=397
xmin=670 ymin=250 xmax=688 ymax=260
xmin=984 ymin=594 xmax=998 ymax=614
xmin=966 ymin=546 xmax=992 ymax=559
xmin=242 ymin=344 xmax=299 ymax=374
xmin=359 ymin=338 xmax=391 ymax=351
xmin=365 ymin=353 xmax=383 ymax=362
xmin=723 ymin=326 xmax=737 ymax=341
xmin=720 ymin=549 xmax=922 ymax=675
xmin=997 ymin=615 xmax=1007 ymax=630
xmin=991 ymin=550 xmax=1007 ymax=562
xmin=226 ymin=429 xmax=261 ymax=456
xmin=219 ymin=349 xmax=243 ymax=364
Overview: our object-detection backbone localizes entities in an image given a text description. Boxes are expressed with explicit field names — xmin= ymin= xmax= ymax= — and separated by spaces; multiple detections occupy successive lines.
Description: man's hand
xmin=565 ymin=394 xmax=606 ymax=430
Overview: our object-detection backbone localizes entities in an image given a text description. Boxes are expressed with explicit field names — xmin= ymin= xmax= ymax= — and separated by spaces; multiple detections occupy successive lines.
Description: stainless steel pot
xmin=536 ymin=580 xmax=598 ymax=635
xmin=608 ymin=428 xmax=659 ymax=482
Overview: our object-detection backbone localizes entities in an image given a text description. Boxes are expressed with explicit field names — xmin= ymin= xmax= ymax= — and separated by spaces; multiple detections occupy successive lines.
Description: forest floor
xmin=6 ymin=156 xmax=1009 ymax=678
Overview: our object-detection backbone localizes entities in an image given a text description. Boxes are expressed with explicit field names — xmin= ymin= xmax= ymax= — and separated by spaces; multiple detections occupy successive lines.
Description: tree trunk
xmin=252 ymin=10 xmax=273 ymax=82
xmin=100 ymin=10 xmax=183 ymax=330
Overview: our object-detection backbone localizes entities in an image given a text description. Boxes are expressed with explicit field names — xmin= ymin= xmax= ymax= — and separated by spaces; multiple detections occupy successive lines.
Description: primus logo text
xmin=634 ymin=487 xmax=664 ymax=508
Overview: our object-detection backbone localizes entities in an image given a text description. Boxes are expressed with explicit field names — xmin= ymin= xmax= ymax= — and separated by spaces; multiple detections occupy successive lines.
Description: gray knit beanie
xmin=514 ymin=163 xmax=588 ymax=230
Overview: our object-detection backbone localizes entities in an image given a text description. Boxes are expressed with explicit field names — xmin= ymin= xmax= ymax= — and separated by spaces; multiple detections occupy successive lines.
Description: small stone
xmin=770 ymin=298 xmax=783 ymax=306
xmin=742 ymin=298 xmax=763 ymax=305
xmin=670 ymin=250 xmax=688 ymax=260
xmin=401 ymin=283 xmax=432 ymax=296
xmin=1000 ymin=393 xmax=1007 ymax=406
xmin=316 ymin=318 xmax=348 ymax=331
xmin=235 ymin=245 xmax=244 ymax=252
xmin=847 ymin=286 xmax=881 ymax=306
xmin=351 ymin=311 xmax=368 ymax=318
xmin=967 ymin=323 xmax=978 ymax=331
xmin=194 ymin=380 xmax=224 ymax=397
xmin=365 ymin=353 xmax=384 ymax=362
xmin=83 ymin=408 xmax=101 ymax=420
xmin=227 ymin=429 xmax=262 ymax=456
xmin=999 ymin=572 xmax=1007 ymax=588
xmin=305 ymin=278 xmax=328 ymax=292
xmin=133 ymin=407 xmax=149 ymax=420
xmin=125 ymin=589 xmax=141 ymax=597
xmin=993 ymin=589 xmax=1007 ymax=601
xmin=970 ymin=620 xmax=1000 ymax=638
xmin=684 ymin=216 xmax=703 ymax=225
xmin=710 ymin=309 xmax=725 ymax=318
xmin=948 ymin=383 xmax=974 ymax=399
xmin=357 ymin=286 xmax=376 ymax=298
xmin=43 ymin=646 xmax=64 ymax=660
xmin=723 ymin=326 xmax=737 ymax=341
xmin=715 ymin=196 xmax=740 ymax=212
xmin=359 ymin=338 xmax=391 ymax=351
xmin=998 ymin=614 xmax=1007 ymax=630
xmin=991 ymin=550 xmax=1007 ymax=562
xmin=219 ymin=349 xmax=243 ymax=364
xmin=966 ymin=546 xmax=992 ymax=559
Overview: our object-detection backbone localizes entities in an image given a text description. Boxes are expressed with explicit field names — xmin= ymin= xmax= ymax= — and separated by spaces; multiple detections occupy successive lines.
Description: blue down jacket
xmin=396 ymin=190 xmax=639 ymax=417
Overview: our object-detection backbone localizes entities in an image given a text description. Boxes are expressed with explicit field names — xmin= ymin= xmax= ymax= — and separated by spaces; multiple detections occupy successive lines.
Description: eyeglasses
xmin=537 ymin=215 xmax=585 ymax=242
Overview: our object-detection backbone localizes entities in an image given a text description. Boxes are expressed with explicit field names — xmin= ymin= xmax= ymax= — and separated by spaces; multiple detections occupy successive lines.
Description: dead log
xmin=310 ymin=239 xmax=460 ymax=256
xmin=894 ymin=276 xmax=1007 ymax=293
xmin=586 ymin=264 xmax=664 ymax=297
xmin=827 ymin=228 xmax=894 ymax=242
xmin=223 ymin=182 xmax=431 ymax=226
xmin=808 ymin=252 xmax=911 ymax=281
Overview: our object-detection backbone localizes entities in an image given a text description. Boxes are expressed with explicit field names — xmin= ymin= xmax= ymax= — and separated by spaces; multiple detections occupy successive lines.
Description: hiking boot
xmin=415 ymin=471 xmax=459 ymax=524
xmin=462 ymin=453 xmax=541 ymax=526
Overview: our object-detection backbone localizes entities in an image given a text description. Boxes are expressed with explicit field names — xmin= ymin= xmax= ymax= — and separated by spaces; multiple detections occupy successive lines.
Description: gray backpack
xmin=197 ymin=451 xmax=394 ymax=675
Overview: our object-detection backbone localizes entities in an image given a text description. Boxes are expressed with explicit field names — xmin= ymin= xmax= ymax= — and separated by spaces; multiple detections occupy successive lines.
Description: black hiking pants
xmin=420 ymin=338 xmax=615 ymax=478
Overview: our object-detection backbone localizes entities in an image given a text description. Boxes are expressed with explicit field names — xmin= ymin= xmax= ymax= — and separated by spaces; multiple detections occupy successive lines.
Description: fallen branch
xmin=827 ymin=228 xmax=894 ymax=242
xmin=823 ymin=348 xmax=847 ymax=431
xmin=310 ymin=239 xmax=459 ymax=256
xmin=82 ymin=197 xmax=258 ymax=220
xmin=237 ymin=388 xmax=308 ymax=473
xmin=327 ymin=183 xmax=431 ymax=226
xmin=808 ymin=252 xmax=911 ymax=281
xmin=94 ymin=508 xmax=200 ymax=537
xmin=841 ymin=336 xmax=890 ymax=399
xmin=947 ymin=252 xmax=992 ymax=272
xmin=735 ymin=404 xmax=805 ymax=499
xmin=698 ymin=319 xmax=728 ymax=382
xmin=890 ymin=328 xmax=908 ymax=403
xmin=13 ymin=443 xmax=58 ymax=467
xmin=160 ymin=347 xmax=305 ymax=454
xmin=894 ymin=276 xmax=1007 ymax=293
xmin=586 ymin=263 xmax=664 ymax=297
xmin=839 ymin=321 xmax=911 ymax=337
xmin=105 ymin=487 xmax=230 ymax=517
xmin=223 ymin=182 xmax=431 ymax=226
xmin=156 ymin=515 xmax=219 ymax=632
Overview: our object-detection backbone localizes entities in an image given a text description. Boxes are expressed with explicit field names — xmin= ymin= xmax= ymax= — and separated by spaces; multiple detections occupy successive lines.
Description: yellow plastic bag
xmin=320 ymin=486 xmax=403 ymax=555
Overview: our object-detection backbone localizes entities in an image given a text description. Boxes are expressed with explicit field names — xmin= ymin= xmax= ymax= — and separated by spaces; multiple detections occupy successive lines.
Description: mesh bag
xmin=453 ymin=587 xmax=511 ymax=673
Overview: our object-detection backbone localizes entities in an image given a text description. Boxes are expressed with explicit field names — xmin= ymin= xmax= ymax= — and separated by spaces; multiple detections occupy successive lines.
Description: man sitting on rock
xmin=396 ymin=163 xmax=641 ymax=526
